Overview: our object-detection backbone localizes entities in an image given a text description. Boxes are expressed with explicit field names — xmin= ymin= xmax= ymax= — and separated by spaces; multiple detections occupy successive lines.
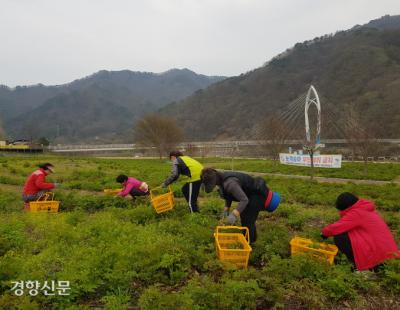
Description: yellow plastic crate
xmin=29 ymin=192 xmax=60 ymax=213
xmin=150 ymin=186 xmax=174 ymax=214
xmin=214 ymin=226 xmax=252 ymax=269
xmin=290 ymin=236 xmax=338 ymax=265
xmin=103 ymin=188 xmax=122 ymax=195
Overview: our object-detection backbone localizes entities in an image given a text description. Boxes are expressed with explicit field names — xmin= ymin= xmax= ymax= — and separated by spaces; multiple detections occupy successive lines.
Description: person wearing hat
xmin=201 ymin=168 xmax=281 ymax=243
xmin=22 ymin=163 xmax=59 ymax=203
xmin=115 ymin=174 xmax=149 ymax=200
xmin=321 ymin=192 xmax=399 ymax=271
xmin=162 ymin=151 xmax=204 ymax=213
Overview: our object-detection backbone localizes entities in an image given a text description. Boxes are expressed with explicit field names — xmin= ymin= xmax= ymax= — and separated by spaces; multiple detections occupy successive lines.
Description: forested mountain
xmin=2 ymin=15 xmax=400 ymax=143
xmin=161 ymin=15 xmax=400 ymax=140
xmin=0 ymin=84 xmax=63 ymax=120
xmin=0 ymin=69 xmax=225 ymax=142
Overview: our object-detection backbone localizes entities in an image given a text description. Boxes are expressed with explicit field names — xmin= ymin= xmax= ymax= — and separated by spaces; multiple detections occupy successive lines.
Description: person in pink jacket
xmin=321 ymin=192 xmax=399 ymax=271
xmin=116 ymin=175 xmax=149 ymax=200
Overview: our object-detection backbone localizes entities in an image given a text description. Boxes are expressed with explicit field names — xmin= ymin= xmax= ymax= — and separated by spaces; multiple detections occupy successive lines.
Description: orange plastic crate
xmin=28 ymin=192 xmax=60 ymax=213
xmin=290 ymin=236 xmax=338 ymax=265
xmin=214 ymin=226 xmax=252 ymax=269
xmin=150 ymin=186 xmax=174 ymax=214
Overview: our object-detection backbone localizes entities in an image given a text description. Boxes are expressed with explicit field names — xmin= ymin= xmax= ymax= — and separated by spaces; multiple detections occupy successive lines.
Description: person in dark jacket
xmin=201 ymin=168 xmax=281 ymax=243
xmin=162 ymin=151 xmax=204 ymax=213
xmin=321 ymin=192 xmax=399 ymax=271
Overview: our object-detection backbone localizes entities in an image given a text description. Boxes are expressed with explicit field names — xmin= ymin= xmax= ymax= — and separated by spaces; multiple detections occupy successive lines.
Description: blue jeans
xmin=22 ymin=190 xmax=49 ymax=202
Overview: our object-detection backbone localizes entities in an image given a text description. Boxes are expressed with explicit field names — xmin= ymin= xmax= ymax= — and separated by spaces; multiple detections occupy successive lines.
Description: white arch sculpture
xmin=304 ymin=85 xmax=321 ymax=145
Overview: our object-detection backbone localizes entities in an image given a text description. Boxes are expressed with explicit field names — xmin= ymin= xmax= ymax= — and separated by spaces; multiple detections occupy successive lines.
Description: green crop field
xmin=0 ymin=155 xmax=399 ymax=309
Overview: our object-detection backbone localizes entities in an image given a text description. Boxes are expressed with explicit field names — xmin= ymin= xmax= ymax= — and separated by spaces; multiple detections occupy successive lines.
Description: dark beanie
xmin=201 ymin=168 xmax=217 ymax=193
xmin=169 ymin=150 xmax=183 ymax=158
xmin=335 ymin=192 xmax=358 ymax=211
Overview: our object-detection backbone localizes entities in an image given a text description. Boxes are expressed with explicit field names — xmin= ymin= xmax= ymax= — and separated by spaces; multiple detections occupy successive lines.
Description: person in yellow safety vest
xmin=162 ymin=151 xmax=203 ymax=213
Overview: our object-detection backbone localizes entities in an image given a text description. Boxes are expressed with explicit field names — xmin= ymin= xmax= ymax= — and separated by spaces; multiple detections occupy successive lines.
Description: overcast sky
xmin=1 ymin=0 xmax=399 ymax=87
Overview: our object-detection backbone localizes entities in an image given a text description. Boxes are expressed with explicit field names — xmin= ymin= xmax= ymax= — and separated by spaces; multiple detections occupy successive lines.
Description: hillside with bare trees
xmin=161 ymin=15 xmax=400 ymax=141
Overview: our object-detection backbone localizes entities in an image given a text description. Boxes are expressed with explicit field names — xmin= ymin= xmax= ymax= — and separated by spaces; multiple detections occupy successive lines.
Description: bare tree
xmin=258 ymin=115 xmax=290 ymax=161
xmin=134 ymin=114 xmax=184 ymax=158
xmin=0 ymin=119 xmax=6 ymax=140
xmin=344 ymin=108 xmax=380 ymax=175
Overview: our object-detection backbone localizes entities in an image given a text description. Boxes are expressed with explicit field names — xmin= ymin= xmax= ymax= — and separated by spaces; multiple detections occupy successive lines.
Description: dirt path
xmin=221 ymin=170 xmax=399 ymax=186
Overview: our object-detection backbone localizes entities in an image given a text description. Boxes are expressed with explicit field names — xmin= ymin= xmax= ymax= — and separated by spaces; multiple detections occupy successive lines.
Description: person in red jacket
xmin=22 ymin=163 xmax=58 ymax=202
xmin=321 ymin=192 xmax=399 ymax=271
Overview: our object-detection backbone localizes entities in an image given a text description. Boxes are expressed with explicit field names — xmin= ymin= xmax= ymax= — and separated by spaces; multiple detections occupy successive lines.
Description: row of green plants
xmin=0 ymin=197 xmax=399 ymax=309
xmin=1 ymin=155 xmax=400 ymax=185
xmin=1 ymin=156 xmax=399 ymax=207
xmin=202 ymin=157 xmax=400 ymax=181
xmin=0 ymin=155 xmax=399 ymax=308
xmin=0 ymin=156 xmax=172 ymax=191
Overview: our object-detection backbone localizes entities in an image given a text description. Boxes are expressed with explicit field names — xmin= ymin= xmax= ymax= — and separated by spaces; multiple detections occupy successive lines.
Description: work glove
xmin=224 ymin=212 xmax=237 ymax=225
xmin=220 ymin=209 xmax=229 ymax=220
xmin=320 ymin=233 xmax=328 ymax=240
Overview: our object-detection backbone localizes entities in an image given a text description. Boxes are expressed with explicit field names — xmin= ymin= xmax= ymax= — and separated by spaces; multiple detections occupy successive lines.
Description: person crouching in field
xmin=22 ymin=163 xmax=59 ymax=207
xmin=321 ymin=192 xmax=399 ymax=271
xmin=201 ymin=168 xmax=281 ymax=243
xmin=162 ymin=151 xmax=203 ymax=213
xmin=116 ymin=175 xmax=149 ymax=200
